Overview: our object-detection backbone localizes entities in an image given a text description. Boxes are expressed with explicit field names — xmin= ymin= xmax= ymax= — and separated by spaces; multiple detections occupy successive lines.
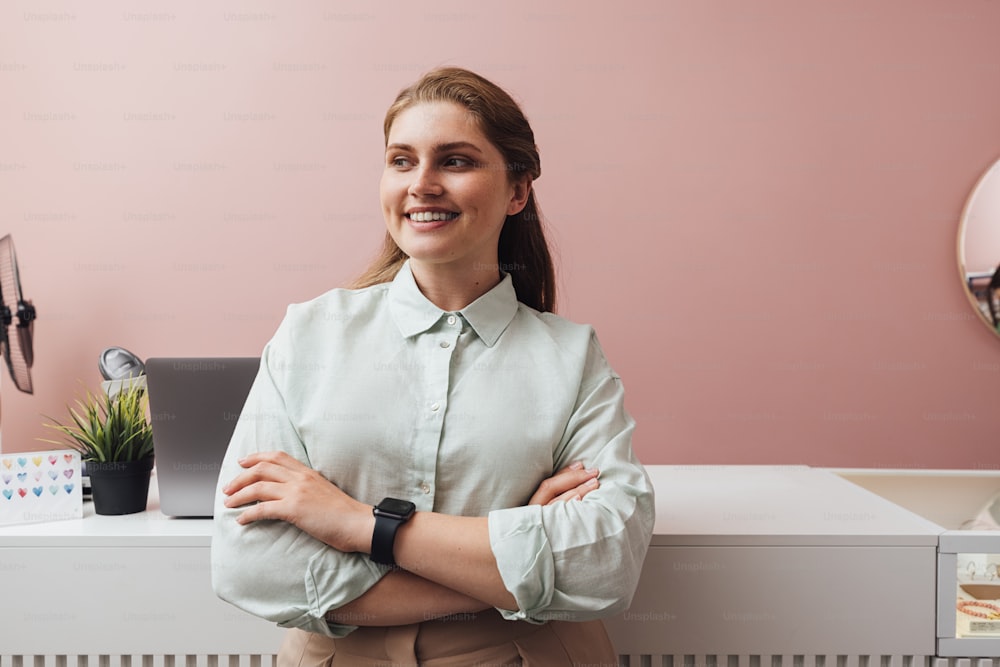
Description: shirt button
xmin=440 ymin=341 xmax=451 ymax=349
xmin=447 ymin=315 xmax=457 ymax=326
xmin=420 ymin=483 xmax=431 ymax=494
xmin=430 ymin=402 xmax=440 ymax=412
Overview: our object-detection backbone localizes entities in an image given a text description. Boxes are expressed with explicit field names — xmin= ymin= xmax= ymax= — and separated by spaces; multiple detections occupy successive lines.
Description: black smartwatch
xmin=370 ymin=497 xmax=416 ymax=566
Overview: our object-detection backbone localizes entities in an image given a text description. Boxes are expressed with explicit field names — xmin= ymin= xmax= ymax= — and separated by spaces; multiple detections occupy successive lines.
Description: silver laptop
xmin=145 ymin=357 xmax=259 ymax=517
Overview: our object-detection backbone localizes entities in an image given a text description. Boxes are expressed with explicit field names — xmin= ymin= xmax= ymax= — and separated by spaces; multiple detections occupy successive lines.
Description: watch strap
xmin=371 ymin=512 xmax=404 ymax=566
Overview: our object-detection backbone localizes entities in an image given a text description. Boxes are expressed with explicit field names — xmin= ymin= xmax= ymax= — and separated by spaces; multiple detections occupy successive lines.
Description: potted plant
xmin=41 ymin=379 xmax=154 ymax=515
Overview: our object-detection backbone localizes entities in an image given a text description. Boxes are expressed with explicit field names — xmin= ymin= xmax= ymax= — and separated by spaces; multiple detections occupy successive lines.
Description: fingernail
xmin=585 ymin=477 xmax=599 ymax=487
xmin=569 ymin=461 xmax=584 ymax=470
xmin=585 ymin=467 xmax=599 ymax=476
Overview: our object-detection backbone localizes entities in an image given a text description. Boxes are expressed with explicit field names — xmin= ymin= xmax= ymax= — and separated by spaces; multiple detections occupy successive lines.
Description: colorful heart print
xmin=63 ymin=469 xmax=74 ymax=479
xmin=48 ymin=470 xmax=58 ymax=480
xmin=2 ymin=459 xmax=12 ymax=470
xmin=64 ymin=484 xmax=74 ymax=494
xmin=2 ymin=489 xmax=11 ymax=500
xmin=31 ymin=456 xmax=42 ymax=467
xmin=32 ymin=487 xmax=42 ymax=497
xmin=48 ymin=455 xmax=58 ymax=465
xmin=2 ymin=474 xmax=10 ymax=485
xmin=63 ymin=454 xmax=74 ymax=464
xmin=17 ymin=458 xmax=27 ymax=468
xmin=16 ymin=472 xmax=27 ymax=482
xmin=17 ymin=488 xmax=27 ymax=498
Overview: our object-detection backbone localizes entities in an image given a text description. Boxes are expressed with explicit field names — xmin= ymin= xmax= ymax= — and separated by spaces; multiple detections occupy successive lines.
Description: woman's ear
xmin=507 ymin=177 xmax=532 ymax=216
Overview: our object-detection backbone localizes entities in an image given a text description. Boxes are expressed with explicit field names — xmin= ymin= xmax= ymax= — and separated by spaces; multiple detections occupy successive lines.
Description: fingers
xmin=223 ymin=451 xmax=303 ymax=495
xmin=223 ymin=462 xmax=281 ymax=495
xmin=223 ymin=464 xmax=312 ymax=523
xmin=237 ymin=450 xmax=299 ymax=469
xmin=233 ymin=497 xmax=281 ymax=525
xmin=549 ymin=476 xmax=600 ymax=504
xmin=528 ymin=462 xmax=600 ymax=505
xmin=222 ymin=453 xmax=306 ymax=521
xmin=223 ymin=477 xmax=285 ymax=508
xmin=224 ymin=462 xmax=369 ymax=553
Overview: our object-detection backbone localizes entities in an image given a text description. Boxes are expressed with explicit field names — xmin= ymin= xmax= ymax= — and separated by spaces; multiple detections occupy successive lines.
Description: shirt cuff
xmin=487 ymin=504 xmax=553 ymax=621
xmin=277 ymin=548 xmax=388 ymax=638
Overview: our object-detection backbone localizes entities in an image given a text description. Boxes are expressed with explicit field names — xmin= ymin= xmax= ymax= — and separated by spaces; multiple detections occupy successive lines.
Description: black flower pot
xmin=87 ymin=457 xmax=154 ymax=515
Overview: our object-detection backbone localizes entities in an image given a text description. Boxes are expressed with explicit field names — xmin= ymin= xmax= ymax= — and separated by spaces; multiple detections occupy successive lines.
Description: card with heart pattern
xmin=0 ymin=450 xmax=83 ymax=526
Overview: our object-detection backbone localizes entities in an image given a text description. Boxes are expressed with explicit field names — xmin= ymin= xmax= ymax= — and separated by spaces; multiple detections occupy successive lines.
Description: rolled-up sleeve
xmin=210 ymin=329 xmax=386 ymax=638
xmin=487 ymin=334 xmax=655 ymax=622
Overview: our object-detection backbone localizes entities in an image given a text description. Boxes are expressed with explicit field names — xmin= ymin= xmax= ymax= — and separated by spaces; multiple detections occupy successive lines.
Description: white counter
xmin=604 ymin=466 xmax=942 ymax=660
xmin=0 ymin=471 xmax=284 ymax=658
xmin=0 ymin=466 xmax=968 ymax=664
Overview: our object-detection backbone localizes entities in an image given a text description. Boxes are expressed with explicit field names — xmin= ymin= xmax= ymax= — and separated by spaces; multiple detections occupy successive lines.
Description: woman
xmin=211 ymin=67 xmax=654 ymax=666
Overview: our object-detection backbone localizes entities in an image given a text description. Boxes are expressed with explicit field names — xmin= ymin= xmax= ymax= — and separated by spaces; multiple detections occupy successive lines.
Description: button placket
xmin=429 ymin=326 xmax=458 ymax=413
xmin=417 ymin=315 xmax=462 ymax=503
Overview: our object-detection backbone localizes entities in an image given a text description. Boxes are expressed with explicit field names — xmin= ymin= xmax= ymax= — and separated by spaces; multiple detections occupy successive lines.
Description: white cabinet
xmin=0 ymin=477 xmax=284 ymax=660
xmin=604 ymin=466 xmax=941 ymax=662
xmin=842 ymin=469 xmax=1000 ymax=659
xmin=3 ymin=465 xmax=996 ymax=664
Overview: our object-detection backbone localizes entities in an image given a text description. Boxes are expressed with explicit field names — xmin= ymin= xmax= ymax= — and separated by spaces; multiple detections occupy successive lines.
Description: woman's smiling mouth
xmin=406 ymin=211 xmax=460 ymax=222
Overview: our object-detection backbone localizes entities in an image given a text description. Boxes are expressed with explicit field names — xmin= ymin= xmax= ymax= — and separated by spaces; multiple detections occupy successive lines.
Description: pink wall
xmin=3 ymin=0 xmax=1000 ymax=468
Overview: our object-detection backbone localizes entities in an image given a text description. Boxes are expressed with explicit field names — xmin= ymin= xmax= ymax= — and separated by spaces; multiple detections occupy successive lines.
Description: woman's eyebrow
xmin=386 ymin=141 xmax=485 ymax=154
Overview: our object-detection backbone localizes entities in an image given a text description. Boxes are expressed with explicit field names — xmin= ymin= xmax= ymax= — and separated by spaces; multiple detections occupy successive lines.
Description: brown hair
xmin=351 ymin=67 xmax=556 ymax=313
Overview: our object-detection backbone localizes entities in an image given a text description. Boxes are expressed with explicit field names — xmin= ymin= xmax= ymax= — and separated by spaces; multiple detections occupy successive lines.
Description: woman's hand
xmin=221 ymin=451 xmax=373 ymax=554
xmin=528 ymin=461 xmax=600 ymax=505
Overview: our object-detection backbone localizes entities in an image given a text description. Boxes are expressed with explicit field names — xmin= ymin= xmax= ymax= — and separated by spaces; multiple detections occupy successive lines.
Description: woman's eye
xmin=389 ymin=156 xmax=412 ymax=168
xmin=444 ymin=156 xmax=474 ymax=168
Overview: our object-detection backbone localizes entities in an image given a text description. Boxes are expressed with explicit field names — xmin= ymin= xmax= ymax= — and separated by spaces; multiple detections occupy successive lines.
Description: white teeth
xmin=408 ymin=211 xmax=457 ymax=222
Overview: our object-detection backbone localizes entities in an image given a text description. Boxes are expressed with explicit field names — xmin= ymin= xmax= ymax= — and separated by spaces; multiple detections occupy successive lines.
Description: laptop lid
xmin=145 ymin=357 xmax=259 ymax=517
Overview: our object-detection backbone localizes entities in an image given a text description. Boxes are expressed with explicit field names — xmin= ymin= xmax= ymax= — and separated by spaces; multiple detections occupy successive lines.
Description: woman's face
xmin=380 ymin=101 xmax=529 ymax=275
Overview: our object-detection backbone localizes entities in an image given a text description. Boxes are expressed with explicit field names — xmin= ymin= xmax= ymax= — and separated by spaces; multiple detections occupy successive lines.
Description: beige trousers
xmin=277 ymin=611 xmax=618 ymax=667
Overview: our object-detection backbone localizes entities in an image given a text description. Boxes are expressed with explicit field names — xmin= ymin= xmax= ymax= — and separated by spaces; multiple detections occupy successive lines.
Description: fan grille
xmin=0 ymin=235 xmax=33 ymax=394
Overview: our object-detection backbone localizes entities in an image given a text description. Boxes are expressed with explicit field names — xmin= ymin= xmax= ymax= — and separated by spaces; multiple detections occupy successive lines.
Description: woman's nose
xmin=408 ymin=165 xmax=443 ymax=197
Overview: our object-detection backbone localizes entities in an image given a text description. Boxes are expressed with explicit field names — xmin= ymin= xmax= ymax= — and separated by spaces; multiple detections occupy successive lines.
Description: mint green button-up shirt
xmin=211 ymin=261 xmax=655 ymax=638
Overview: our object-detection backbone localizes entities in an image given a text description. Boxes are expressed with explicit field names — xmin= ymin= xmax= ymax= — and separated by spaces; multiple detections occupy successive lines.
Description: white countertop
xmin=0 ymin=470 xmax=211 ymax=546
xmin=0 ymin=465 xmax=946 ymax=548
xmin=647 ymin=465 xmax=942 ymax=546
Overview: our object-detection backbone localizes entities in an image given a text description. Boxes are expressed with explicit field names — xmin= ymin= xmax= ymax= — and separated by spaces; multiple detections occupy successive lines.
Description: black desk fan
xmin=0 ymin=234 xmax=36 ymax=398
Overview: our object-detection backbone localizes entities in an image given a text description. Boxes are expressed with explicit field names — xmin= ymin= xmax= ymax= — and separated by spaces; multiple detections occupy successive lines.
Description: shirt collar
xmin=389 ymin=260 xmax=519 ymax=347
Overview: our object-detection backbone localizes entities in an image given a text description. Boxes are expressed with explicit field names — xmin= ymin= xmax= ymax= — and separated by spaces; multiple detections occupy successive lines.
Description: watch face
xmin=376 ymin=498 xmax=415 ymax=518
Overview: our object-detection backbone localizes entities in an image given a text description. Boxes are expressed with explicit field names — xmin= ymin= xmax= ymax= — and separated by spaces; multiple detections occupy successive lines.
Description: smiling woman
xmin=210 ymin=67 xmax=654 ymax=667
xmin=378 ymin=101 xmax=530 ymax=311
xmin=355 ymin=67 xmax=554 ymax=314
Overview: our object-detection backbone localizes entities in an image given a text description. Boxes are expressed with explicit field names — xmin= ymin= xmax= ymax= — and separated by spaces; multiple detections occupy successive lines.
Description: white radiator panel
xmin=0 ymin=655 xmax=945 ymax=667
xmin=0 ymin=658 xmax=276 ymax=667
xmin=931 ymin=660 xmax=1000 ymax=667
xmin=615 ymin=657 xmax=936 ymax=667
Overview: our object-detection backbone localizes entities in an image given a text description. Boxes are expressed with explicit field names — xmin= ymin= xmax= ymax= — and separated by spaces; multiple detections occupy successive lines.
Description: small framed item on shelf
xmin=0 ymin=449 xmax=82 ymax=526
